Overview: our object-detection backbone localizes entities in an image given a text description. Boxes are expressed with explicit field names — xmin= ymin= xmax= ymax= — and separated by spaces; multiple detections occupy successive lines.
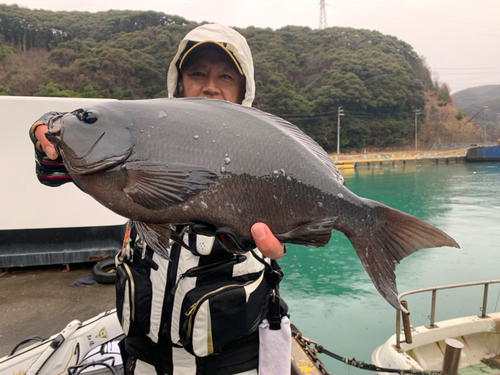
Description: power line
xmin=435 ymin=67 xmax=500 ymax=70
xmin=440 ymin=72 xmax=500 ymax=76
xmin=449 ymin=81 xmax=500 ymax=85
xmin=278 ymin=110 xmax=422 ymax=121
xmin=279 ymin=109 xmax=418 ymax=117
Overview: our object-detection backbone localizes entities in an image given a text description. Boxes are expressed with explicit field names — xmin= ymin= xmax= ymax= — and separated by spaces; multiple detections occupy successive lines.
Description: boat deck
xmin=460 ymin=359 xmax=500 ymax=375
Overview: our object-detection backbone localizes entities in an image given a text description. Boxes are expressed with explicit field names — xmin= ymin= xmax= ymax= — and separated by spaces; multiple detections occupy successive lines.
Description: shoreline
xmin=329 ymin=148 xmax=468 ymax=162
xmin=330 ymin=148 xmax=468 ymax=169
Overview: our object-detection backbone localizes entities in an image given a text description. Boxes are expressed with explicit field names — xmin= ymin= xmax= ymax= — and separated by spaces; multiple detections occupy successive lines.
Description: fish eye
xmin=81 ymin=110 xmax=99 ymax=124
xmin=73 ymin=109 xmax=99 ymax=124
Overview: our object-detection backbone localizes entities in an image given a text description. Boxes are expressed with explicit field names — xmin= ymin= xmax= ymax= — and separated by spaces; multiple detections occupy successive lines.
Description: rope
xmin=293 ymin=332 xmax=442 ymax=375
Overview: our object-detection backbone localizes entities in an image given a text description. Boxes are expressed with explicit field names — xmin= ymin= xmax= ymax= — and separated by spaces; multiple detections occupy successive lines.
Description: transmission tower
xmin=319 ymin=0 xmax=328 ymax=29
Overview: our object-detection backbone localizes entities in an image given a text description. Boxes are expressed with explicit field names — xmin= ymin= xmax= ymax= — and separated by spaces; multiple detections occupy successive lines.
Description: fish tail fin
xmin=346 ymin=199 xmax=459 ymax=310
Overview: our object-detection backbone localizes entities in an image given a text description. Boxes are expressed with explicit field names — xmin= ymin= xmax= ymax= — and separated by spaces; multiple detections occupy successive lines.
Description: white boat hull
xmin=0 ymin=310 xmax=124 ymax=375
xmin=372 ymin=312 xmax=500 ymax=375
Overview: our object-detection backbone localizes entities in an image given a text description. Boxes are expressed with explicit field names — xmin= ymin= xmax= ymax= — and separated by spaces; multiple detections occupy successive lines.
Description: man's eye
xmin=190 ymin=71 xmax=204 ymax=77
xmin=221 ymin=74 xmax=233 ymax=79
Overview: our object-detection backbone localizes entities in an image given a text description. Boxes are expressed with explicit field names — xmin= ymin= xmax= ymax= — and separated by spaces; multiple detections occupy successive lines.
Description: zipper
xmin=185 ymin=280 xmax=254 ymax=338
xmin=171 ymin=254 xmax=246 ymax=296
xmin=185 ymin=254 xmax=246 ymax=278
xmin=122 ymin=262 xmax=135 ymax=322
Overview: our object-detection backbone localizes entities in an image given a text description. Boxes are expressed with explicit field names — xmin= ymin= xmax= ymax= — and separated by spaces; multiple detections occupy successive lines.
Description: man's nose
xmin=202 ymin=77 xmax=221 ymax=97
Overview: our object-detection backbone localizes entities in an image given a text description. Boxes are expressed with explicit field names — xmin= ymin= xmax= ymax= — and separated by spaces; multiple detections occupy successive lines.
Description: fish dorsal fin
xmin=261 ymin=111 xmax=345 ymax=185
xmin=123 ymin=162 xmax=217 ymax=210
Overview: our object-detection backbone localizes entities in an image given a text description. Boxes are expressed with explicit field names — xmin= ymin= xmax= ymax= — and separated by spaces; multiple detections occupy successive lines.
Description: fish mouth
xmin=47 ymin=114 xmax=63 ymax=134
xmin=45 ymin=115 xmax=64 ymax=143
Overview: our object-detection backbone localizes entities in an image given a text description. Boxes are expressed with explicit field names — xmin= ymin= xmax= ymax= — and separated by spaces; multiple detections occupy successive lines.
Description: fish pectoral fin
xmin=346 ymin=199 xmax=460 ymax=310
xmin=275 ymin=217 xmax=337 ymax=247
xmin=122 ymin=162 xmax=218 ymax=210
xmin=133 ymin=221 xmax=189 ymax=261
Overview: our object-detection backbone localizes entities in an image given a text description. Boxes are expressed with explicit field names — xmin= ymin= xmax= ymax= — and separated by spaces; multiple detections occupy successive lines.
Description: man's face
xmin=181 ymin=48 xmax=246 ymax=104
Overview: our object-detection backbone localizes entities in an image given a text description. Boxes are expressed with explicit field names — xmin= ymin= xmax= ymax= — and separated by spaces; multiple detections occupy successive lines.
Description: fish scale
xmin=46 ymin=97 xmax=459 ymax=309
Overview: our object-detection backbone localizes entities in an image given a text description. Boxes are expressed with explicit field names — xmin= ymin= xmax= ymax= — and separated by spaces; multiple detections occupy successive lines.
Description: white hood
xmin=167 ymin=23 xmax=255 ymax=107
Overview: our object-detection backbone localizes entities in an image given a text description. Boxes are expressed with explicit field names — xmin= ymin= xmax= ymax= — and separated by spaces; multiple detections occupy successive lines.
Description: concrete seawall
xmin=333 ymin=155 xmax=466 ymax=169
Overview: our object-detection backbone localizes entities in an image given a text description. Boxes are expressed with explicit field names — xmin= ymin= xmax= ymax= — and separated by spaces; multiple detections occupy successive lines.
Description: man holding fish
xmin=30 ymin=24 xmax=291 ymax=374
xmin=30 ymin=21 xmax=459 ymax=375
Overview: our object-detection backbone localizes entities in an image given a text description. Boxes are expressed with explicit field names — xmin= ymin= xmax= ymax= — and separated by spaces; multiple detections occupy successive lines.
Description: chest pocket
xmin=178 ymin=270 xmax=269 ymax=357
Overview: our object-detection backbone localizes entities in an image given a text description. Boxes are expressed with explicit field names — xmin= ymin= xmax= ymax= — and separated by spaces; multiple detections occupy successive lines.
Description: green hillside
xmin=452 ymin=85 xmax=500 ymax=142
xmin=0 ymin=5 xmax=459 ymax=152
xmin=452 ymin=85 xmax=500 ymax=110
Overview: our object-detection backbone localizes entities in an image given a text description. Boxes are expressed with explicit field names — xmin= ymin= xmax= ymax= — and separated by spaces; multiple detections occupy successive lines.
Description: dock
xmin=333 ymin=153 xmax=466 ymax=169
xmin=466 ymin=144 xmax=500 ymax=162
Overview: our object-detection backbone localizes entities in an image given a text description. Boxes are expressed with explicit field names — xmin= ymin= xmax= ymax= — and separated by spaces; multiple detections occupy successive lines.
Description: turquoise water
xmin=279 ymin=162 xmax=500 ymax=374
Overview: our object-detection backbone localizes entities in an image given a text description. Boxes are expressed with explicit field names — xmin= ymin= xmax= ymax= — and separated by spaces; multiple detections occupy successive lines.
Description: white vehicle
xmin=372 ymin=279 xmax=500 ymax=375
xmin=0 ymin=96 xmax=126 ymax=268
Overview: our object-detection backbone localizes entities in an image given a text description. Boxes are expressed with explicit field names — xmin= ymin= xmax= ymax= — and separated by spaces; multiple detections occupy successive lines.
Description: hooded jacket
xmin=167 ymin=23 xmax=255 ymax=107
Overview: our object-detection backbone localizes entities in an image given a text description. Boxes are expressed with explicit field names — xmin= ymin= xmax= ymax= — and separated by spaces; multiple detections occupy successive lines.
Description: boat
xmin=466 ymin=143 xmax=500 ymax=161
xmin=372 ymin=279 xmax=500 ymax=375
xmin=0 ymin=310 xmax=124 ymax=375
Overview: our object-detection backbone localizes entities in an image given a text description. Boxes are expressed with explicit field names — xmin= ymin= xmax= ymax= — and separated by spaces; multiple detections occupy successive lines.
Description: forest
xmin=0 ymin=5 xmax=453 ymax=152
xmin=452 ymin=85 xmax=500 ymax=136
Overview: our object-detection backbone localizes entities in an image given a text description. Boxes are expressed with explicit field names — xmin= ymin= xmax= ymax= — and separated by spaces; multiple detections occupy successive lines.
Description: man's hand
xmin=35 ymin=124 xmax=58 ymax=160
xmin=251 ymin=223 xmax=285 ymax=260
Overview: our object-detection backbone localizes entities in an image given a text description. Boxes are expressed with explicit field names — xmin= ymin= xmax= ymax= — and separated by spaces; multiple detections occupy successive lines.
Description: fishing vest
xmin=115 ymin=224 xmax=287 ymax=374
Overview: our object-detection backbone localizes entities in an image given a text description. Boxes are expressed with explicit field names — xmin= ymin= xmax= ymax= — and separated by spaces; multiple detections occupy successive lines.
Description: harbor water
xmin=2 ymin=162 xmax=500 ymax=369
xmin=279 ymin=162 xmax=500 ymax=374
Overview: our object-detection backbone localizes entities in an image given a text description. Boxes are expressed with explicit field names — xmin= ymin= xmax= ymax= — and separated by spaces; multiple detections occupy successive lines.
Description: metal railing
xmin=395 ymin=279 xmax=500 ymax=348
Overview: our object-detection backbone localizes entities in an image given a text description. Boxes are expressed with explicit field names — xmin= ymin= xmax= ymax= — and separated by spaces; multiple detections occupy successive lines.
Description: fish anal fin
xmin=123 ymin=161 xmax=217 ymax=210
xmin=347 ymin=200 xmax=460 ymax=310
xmin=275 ymin=217 xmax=337 ymax=247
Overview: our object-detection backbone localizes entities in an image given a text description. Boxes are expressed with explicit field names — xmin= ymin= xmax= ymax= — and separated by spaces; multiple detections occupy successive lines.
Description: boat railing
xmin=395 ymin=279 xmax=500 ymax=348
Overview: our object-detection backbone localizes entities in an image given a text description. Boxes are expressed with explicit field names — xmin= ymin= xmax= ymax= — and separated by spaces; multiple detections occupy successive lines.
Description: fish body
xmin=46 ymin=97 xmax=459 ymax=309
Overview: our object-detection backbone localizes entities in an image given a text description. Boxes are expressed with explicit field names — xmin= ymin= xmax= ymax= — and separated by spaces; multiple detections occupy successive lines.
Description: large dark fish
xmin=46 ymin=97 xmax=459 ymax=309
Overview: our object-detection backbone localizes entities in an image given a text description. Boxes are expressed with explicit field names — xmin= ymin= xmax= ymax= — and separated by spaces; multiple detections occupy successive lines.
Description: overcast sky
xmin=7 ymin=0 xmax=500 ymax=94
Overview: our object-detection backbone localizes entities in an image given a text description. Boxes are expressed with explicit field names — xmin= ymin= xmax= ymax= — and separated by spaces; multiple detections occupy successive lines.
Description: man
xmin=31 ymin=24 xmax=290 ymax=374
xmin=32 ymin=24 xmax=283 ymax=261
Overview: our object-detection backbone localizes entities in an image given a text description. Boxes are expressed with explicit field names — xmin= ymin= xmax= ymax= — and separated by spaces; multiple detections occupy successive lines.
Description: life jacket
xmin=116 ymin=223 xmax=287 ymax=375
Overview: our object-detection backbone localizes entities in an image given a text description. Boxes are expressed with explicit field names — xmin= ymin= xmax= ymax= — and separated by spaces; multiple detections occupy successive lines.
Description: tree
xmin=78 ymin=85 xmax=103 ymax=98
xmin=0 ymin=5 xmax=434 ymax=150
xmin=34 ymin=81 xmax=77 ymax=97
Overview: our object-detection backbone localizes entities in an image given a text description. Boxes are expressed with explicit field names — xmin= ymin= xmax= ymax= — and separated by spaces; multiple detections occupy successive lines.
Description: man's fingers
xmin=35 ymin=125 xmax=58 ymax=159
xmin=251 ymin=223 xmax=285 ymax=260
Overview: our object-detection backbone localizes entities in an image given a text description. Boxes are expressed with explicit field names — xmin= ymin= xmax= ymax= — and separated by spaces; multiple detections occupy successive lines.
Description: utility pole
xmin=319 ymin=0 xmax=328 ymax=29
xmin=482 ymin=106 xmax=489 ymax=143
xmin=337 ymin=106 xmax=344 ymax=154
xmin=414 ymin=108 xmax=421 ymax=151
